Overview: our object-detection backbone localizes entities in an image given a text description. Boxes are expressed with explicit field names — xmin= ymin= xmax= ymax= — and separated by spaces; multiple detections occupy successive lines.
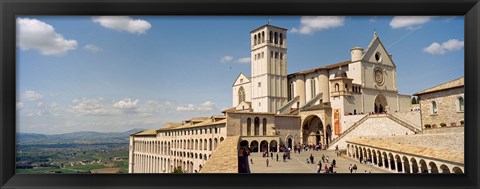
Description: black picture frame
xmin=1 ymin=0 xmax=479 ymax=189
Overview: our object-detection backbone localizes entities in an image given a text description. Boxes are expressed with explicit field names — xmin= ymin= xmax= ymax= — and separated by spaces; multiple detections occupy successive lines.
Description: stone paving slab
xmin=249 ymin=150 xmax=392 ymax=173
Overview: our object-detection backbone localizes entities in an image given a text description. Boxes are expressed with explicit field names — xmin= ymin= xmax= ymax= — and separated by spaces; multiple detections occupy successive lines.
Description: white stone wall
xmin=341 ymin=114 xmax=366 ymax=132
xmin=129 ymin=123 xmax=227 ymax=173
xmin=330 ymin=115 xmax=415 ymax=149
xmin=391 ymin=111 xmax=421 ymax=130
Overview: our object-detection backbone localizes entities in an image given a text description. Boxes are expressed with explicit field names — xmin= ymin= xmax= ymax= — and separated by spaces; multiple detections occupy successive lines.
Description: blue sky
xmin=16 ymin=16 xmax=464 ymax=134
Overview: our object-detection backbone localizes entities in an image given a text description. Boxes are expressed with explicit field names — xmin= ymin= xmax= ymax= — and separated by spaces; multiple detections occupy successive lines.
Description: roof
xmin=288 ymin=60 xmax=351 ymax=77
xmin=250 ymin=24 xmax=288 ymax=33
xmin=132 ymin=129 xmax=157 ymax=136
xmin=348 ymin=133 xmax=464 ymax=165
xmin=414 ymin=77 xmax=464 ymax=96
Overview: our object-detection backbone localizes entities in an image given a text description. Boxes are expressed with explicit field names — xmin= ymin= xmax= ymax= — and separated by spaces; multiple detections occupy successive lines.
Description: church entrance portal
xmin=374 ymin=94 xmax=388 ymax=113
xmin=302 ymin=115 xmax=324 ymax=146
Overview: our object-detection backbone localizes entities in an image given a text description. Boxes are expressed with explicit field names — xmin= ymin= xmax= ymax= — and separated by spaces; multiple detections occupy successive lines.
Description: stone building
xmin=414 ymin=77 xmax=464 ymax=129
xmin=129 ymin=23 xmax=428 ymax=173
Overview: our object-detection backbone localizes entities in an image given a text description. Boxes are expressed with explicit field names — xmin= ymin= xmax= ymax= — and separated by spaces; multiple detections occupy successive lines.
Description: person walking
xmin=309 ymin=154 xmax=314 ymax=165
xmin=349 ymin=164 xmax=353 ymax=173
xmin=353 ymin=164 xmax=358 ymax=173
xmin=276 ymin=153 xmax=279 ymax=162
xmin=266 ymin=158 xmax=269 ymax=167
xmin=250 ymin=158 xmax=253 ymax=164
xmin=317 ymin=163 xmax=322 ymax=173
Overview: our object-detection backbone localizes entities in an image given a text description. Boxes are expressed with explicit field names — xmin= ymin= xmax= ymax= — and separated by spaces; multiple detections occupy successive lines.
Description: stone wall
xmin=418 ymin=87 xmax=464 ymax=128
xmin=341 ymin=114 xmax=366 ymax=133
xmin=391 ymin=111 xmax=421 ymax=130
xmin=329 ymin=115 xmax=415 ymax=150
xmin=422 ymin=126 xmax=464 ymax=134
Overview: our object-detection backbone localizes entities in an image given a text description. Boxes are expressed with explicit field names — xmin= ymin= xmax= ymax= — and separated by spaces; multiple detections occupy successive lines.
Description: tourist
xmin=349 ymin=164 xmax=353 ymax=173
xmin=266 ymin=159 xmax=269 ymax=167
xmin=319 ymin=161 xmax=322 ymax=170
xmin=332 ymin=159 xmax=336 ymax=167
xmin=317 ymin=163 xmax=322 ymax=173
xmin=310 ymin=154 xmax=314 ymax=164
xmin=250 ymin=158 xmax=253 ymax=164
xmin=353 ymin=164 xmax=358 ymax=173
xmin=271 ymin=152 xmax=273 ymax=159
xmin=276 ymin=153 xmax=279 ymax=162
xmin=326 ymin=156 xmax=329 ymax=163
xmin=324 ymin=165 xmax=328 ymax=172
xmin=283 ymin=153 xmax=286 ymax=162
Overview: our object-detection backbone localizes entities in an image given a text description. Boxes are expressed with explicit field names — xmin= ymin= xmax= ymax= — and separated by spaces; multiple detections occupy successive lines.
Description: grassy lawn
xmin=16 ymin=167 xmax=78 ymax=174
xmin=68 ymin=163 xmax=107 ymax=171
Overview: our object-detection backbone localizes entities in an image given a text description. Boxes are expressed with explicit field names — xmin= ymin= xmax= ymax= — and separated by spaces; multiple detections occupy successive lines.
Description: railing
xmin=299 ymin=93 xmax=323 ymax=110
xmin=386 ymin=113 xmax=422 ymax=133
xmin=276 ymin=96 xmax=299 ymax=115
xmin=328 ymin=114 xmax=369 ymax=147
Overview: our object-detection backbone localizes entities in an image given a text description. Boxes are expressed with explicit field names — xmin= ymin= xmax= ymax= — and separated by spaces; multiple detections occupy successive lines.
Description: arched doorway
xmin=270 ymin=140 xmax=278 ymax=152
xmin=287 ymin=137 xmax=293 ymax=149
xmin=260 ymin=140 xmax=269 ymax=153
xmin=302 ymin=115 xmax=324 ymax=145
xmin=250 ymin=141 xmax=259 ymax=152
xmin=374 ymin=94 xmax=388 ymax=113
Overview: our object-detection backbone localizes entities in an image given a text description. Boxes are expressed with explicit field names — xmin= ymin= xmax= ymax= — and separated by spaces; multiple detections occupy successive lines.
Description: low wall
xmin=422 ymin=126 xmax=464 ymax=134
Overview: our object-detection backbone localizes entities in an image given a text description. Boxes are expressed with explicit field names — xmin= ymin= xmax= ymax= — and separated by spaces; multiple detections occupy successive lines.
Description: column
xmin=401 ymin=161 xmax=406 ymax=173
xmin=410 ymin=163 xmax=414 ymax=173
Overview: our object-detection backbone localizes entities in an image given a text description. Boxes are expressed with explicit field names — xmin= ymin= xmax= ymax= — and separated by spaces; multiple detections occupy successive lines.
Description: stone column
xmin=401 ymin=161 xmax=406 ymax=173
xmin=410 ymin=163 xmax=414 ymax=173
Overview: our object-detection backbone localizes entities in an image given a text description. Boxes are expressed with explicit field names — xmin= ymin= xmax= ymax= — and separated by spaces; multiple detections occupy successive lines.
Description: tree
xmin=411 ymin=97 xmax=418 ymax=104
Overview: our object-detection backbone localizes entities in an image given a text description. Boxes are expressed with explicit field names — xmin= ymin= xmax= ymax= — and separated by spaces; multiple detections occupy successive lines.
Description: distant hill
xmin=17 ymin=128 xmax=145 ymax=145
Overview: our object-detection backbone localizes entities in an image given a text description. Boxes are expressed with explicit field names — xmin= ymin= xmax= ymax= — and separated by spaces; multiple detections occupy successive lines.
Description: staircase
xmin=327 ymin=114 xmax=369 ymax=148
xmin=299 ymin=93 xmax=322 ymax=110
xmin=277 ymin=96 xmax=299 ymax=115
xmin=327 ymin=113 xmax=422 ymax=150
xmin=386 ymin=113 xmax=422 ymax=133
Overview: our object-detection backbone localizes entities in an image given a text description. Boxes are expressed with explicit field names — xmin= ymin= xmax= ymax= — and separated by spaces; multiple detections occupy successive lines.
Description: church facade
xmin=232 ymin=24 xmax=411 ymax=147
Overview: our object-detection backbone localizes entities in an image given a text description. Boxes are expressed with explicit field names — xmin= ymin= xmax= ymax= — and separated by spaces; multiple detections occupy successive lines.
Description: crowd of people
xmin=249 ymin=144 xmax=376 ymax=173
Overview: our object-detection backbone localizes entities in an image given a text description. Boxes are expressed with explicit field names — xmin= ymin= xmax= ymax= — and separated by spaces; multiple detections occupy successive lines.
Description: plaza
xmin=249 ymin=150 xmax=389 ymax=173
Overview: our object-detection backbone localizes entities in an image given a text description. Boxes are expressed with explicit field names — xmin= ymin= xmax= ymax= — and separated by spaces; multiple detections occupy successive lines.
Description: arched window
xmin=279 ymin=33 xmax=283 ymax=45
xmin=269 ymin=31 xmax=273 ymax=42
xmin=274 ymin=32 xmax=278 ymax=44
xmin=254 ymin=117 xmax=260 ymax=136
xmin=432 ymin=101 xmax=438 ymax=114
xmin=238 ymin=86 xmax=246 ymax=103
xmin=458 ymin=97 xmax=464 ymax=112
xmin=254 ymin=35 xmax=257 ymax=45
xmin=247 ymin=118 xmax=251 ymax=136
xmin=335 ymin=83 xmax=340 ymax=92
xmin=310 ymin=78 xmax=316 ymax=98
xmin=262 ymin=118 xmax=267 ymax=135
xmin=262 ymin=31 xmax=265 ymax=43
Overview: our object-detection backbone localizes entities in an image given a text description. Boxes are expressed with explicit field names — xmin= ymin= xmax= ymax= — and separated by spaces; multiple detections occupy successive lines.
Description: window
xmin=254 ymin=117 xmax=260 ymax=136
xmin=279 ymin=33 xmax=283 ymax=45
xmin=274 ymin=32 xmax=278 ymax=44
xmin=458 ymin=97 xmax=464 ymax=112
xmin=310 ymin=78 xmax=316 ymax=98
xmin=262 ymin=118 xmax=267 ymax=135
xmin=280 ymin=53 xmax=283 ymax=60
xmin=247 ymin=118 xmax=251 ymax=135
xmin=269 ymin=31 xmax=273 ymax=42
xmin=275 ymin=52 xmax=278 ymax=59
xmin=262 ymin=31 xmax=265 ymax=43
xmin=238 ymin=86 xmax=245 ymax=103
xmin=271 ymin=51 xmax=274 ymax=58
xmin=335 ymin=83 xmax=339 ymax=92
xmin=254 ymin=35 xmax=257 ymax=45
xmin=258 ymin=82 xmax=261 ymax=87
xmin=432 ymin=101 xmax=438 ymax=114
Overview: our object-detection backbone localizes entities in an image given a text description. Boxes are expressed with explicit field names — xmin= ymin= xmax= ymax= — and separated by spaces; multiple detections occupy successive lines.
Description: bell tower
xmin=250 ymin=24 xmax=288 ymax=113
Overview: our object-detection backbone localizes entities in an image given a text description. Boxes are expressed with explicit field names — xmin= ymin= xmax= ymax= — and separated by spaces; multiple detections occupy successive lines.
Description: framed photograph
xmin=1 ymin=0 xmax=479 ymax=189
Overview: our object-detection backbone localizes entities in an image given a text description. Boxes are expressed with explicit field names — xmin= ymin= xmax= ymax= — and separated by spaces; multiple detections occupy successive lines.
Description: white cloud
xmin=220 ymin=56 xmax=234 ymax=63
xmin=423 ymin=39 xmax=464 ymax=55
xmin=236 ymin=57 xmax=251 ymax=64
xmin=197 ymin=101 xmax=215 ymax=111
xmin=291 ymin=16 xmax=345 ymax=35
xmin=83 ymin=44 xmax=103 ymax=53
xmin=113 ymin=98 xmax=140 ymax=113
xmin=17 ymin=18 xmax=78 ymax=55
xmin=176 ymin=104 xmax=196 ymax=112
xmin=17 ymin=102 xmax=24 ymax=110
xmin=389 ymin=16 xmax=436 ymax=30
xmin=24 ymin=90 xmax=44 ymax=101
xmin=176 ymin=101 xmax=217 ymax=112
xmin=70 ymin=97 xmax=116 ymax=116
xmin=92 ymin=16 xmax=151 ymax=34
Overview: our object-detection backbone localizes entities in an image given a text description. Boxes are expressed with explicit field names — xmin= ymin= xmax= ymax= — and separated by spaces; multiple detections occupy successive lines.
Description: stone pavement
xmin=249 ymin=150 xmax=392 ymax=173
